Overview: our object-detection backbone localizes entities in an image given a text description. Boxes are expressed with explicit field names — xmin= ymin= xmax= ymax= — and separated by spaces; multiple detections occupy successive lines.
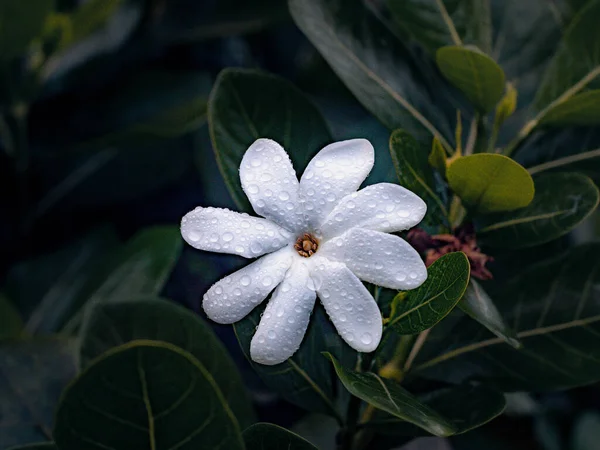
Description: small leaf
xmin=325 ymin=353 xmax=457 ymax=437
xmin=479 ymin=173 xmax=599 ymax=249
xmin=0 ymin=0 xmax=54 ymax=60
xmin=209 ymin=68 xmax=331 ymax=211
xmin=243 ymin=423 xmax=318 ymax=450
xmin=428 ymin=136 xmax=448 ymax=174
xmin=495 ymin=83 xmax=518 ymax=125
xmin=538 ymin=90 xmax=600 ymax=127
xmin=79 ymin=297 xmax=255 ymax=428
xmin=389 ymin=252 xmax=471 ymax=335
xmin=389 ymin=129 xmax=448 ymax=225
xmin=0 ymin=294 xmax=23 ymax=340
xmin=54 ymin=341 xmax=245 ymax=450
xmin=459 ymin=280 xmax=521 ymax=348
xmin=436 ymin=46 xmax=506 ymax=113
xmin=447 ymin=154 xmax=534 ymax=213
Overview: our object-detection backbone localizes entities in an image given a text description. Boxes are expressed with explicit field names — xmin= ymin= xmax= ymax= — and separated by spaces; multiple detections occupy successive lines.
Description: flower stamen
xmin=294 ymin=233 xmax=319 ymax=257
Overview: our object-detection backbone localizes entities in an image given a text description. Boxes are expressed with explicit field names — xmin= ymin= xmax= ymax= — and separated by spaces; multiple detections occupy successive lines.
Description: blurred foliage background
xmin=1 ymin=0 xmax=600 ymax=449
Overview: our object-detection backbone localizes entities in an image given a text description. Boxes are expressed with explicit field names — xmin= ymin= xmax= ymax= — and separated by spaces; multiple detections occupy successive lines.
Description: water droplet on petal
xmin=361 ymin=333 xmax=372 ymax=345
xmin=240 ymin=276 xmax=251 ymax=286
xmin=222 ymin=232 xmax=233 ymax=242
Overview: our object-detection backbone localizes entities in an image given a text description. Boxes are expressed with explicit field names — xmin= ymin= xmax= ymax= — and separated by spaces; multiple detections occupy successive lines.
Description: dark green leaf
xmin=209 ymin=68 xmax=331 ymax=211
xmin=325 ymin=353 xmax=457 ymax=436
xmin=243 ymin=423 xmax=318 ymax=450
xmin=479 ymin=173 xmax=599 ymax=249
xmin=368 ymin=384 xmax=505 ymax=436
xmin=436 ymin=46 xmax=505 ymax=113
xmin=413 ymin=244 xmax=600 ymax=391
xmin=459 ymin=280 xmax=521 ymax=348
xmin=0 ymin=294 xmax=23 ymax=340
xmin=234 ymin=305 xmax=354 ymax=421
xmin=289 ymin=0 xmax=453 ymax=149
xmin=389 ymin=252 xmax=470 ymax=335
xmin=447 ymin=154 xmax=534 ymax=213
xmin=54 ymin=341 xmax=245 ymax=450
xmin=0 ymin=0 xmax=54 ymax=60
xmin=0 ymin=339 xmax=76 ymax=448
xmin=6 ymin=444 xmax=57 ymax=450
xmin=79 ymin=297 xmax=255 ymax=428
xmin=389 ymin=129 xmax=448 ymax=226
xmin=538 ymin=90 xmax=600 ymax=126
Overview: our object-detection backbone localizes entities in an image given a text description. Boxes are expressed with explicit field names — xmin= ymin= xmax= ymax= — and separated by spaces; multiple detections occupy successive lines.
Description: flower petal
xmin=320 ymin=228 xmax=427 ymax=290
xmin=300 ymin=139 xmax=374 ymax=229
xmin=181 ymin=206 xmax=291 ymax=258
xmin=250 ymin=262 xmax=316 ymax=365
xmin=319 ymin=183 xmax=427 ymax=239
xmin=202 ymin=247 xmax=294 ymax=324
xmin=311 ymin=257 xmax=382 ymax=352
xmin=240 ymin=138 xmax=306 ymax=232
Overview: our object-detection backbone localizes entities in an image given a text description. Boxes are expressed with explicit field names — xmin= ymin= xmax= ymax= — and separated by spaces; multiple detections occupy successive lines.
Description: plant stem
xmin=403 ymin=329 xmax=432 ymax=372
xmin=464 ymin=113 xmax=479 ymax=156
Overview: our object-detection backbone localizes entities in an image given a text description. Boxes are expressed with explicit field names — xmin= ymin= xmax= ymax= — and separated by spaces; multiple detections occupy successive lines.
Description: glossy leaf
xmin=413 ymin=244 xmax=600 ymax=391
xmin=0 ymin=294 xmax=23 ymax=340
xmin=436 ymin=46 xmax=505 ymax=113
xmin=79 ymin=297 xmax=255 ymax=428
xmin=389 ymin=129 xmax=448 ymax=225
xmin=538 ymin=90 xmax=600 ymax=126
xmin=0 ymin=339 xmax=76 ymax=449
xmin=479 ymin=173 xmax=599 ymax=249
xmin=54 ymin=341 xmax=245 ymax=450
xmin=459 ymin=280 xmax=521 ymax=348
xmin=389 ymin=252 xmax=470 ymax=335
xmin=234 ymin=304 xmax=354 ymax=421
xmin=209 ymin=68 xmax=331 ymax=211
xmin=326 ymin=353 xmax=457 ymax=436
xmin=447 ymin=154 xmax=534 ymax=213
xmin=289 ymin=0 xmax=453 ymax=149
xmin=0 ymin=0 xmax=54 ymax=60
xmin=243 ymin=423 xmax=318 ymax=450
xmin=6 ymin=444 xmax=57 ymax=450
xmin=367 ymin=384 xmax=506 ymax=436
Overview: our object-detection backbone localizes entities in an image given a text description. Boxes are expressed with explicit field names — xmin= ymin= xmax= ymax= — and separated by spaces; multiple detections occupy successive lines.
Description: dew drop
xmin=262 ymin=276 xmax=273 ymax=287
xmin=361 ymin=333 xmax=373 ymax=345
xmin=240 ymin=276 xmax=251 ymax=286
xmin=279 ymin=191 xmax=290 ymax=201
xmin=250 ymin=242 xmax=263 ymax=254
xmin=268 ymin=330 xmax=277 ymax=339
xmin=215 ymin=286 xmax=223 ymax=295
xmin=248 ymin=184 xmax=259 ymax=194
xmin=222 ymin=232 xmax=234 ymax=242
xmin=187 ymin=231 xmax=200 ymax=242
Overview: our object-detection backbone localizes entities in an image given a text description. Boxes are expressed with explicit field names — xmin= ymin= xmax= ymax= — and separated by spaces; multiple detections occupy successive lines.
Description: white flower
xmin=181 ymin=138 xmax=427 ymax=365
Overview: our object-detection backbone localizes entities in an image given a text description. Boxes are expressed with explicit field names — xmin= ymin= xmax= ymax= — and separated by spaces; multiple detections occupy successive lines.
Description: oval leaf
xmin=325 ymin=353 xmax=457 ymax=436
xmin=538 ymin=90 xmax=600 ymax=127
xmin=436 ymin=46 xmax=505 ymax=113
xmin=389 ymin=252 xmax=470 ymax=335
xmin=447 ymin=154 xmax=534 ymax=213
xmin=209 ymin=68 xmax=331 ymax=211
xmin=243 ymin=423 xmax=318 ymax=450
xmin=54 ymin=341 xmax=245 ymax=450
xmin=479 ymin=173 xmax=599 ymax=249
xmin=79 ymin=297 xmax=255 ymax=428
xmin=459 ymin=280 xmax=521 ymax=348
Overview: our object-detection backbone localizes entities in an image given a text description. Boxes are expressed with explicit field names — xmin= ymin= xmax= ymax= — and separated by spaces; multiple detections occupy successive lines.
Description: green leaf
xmin=234 ymin=305 xmax=354 ymax=422
xmin=0 ymin=0 xmax=54 ymax=60
xmin=479 ymin=173 xmax=599 ymax=249
xmin=54 ymin=341 xmax=245 ymax=450
xmin=429 ymin=136 xmax=448 ymax=174
xmin=538 ymin=90 xmax=600 ymax=126
xmin=209 ymin=68 xmax=331 ymax=211
xmin=289 ymin=0 xmax=453 ymax=150
xmin=0 ymin=294 xmax=23 ymax=340
xmin=447 ymin=154 xmax=534 ymax=213
xmin=325 ymin=353 xmax=457 ymax=436
xmin=389 ymin=129 xmax=448 ymax=225
xmin=459 ymin=280 xmax=521 ymax=348
xmin=0 ymin=339 xmax=77 ymax=448
xmin=436 ymin=46 xmax=505 ymax=113
xmin=7 ymin=444 xmax=57 ymax=450
xmin=412 ymin=243 xmax=600 ymax=391
xmin=389 ymin=252 xmax=470 ymax=335
xmin=243 ymin=423 xmax=318 ymax=450
xmin=79 ymin=297 xmax=255 ymax=428
xmin=367 ymin=384 xmax=505 ymax=436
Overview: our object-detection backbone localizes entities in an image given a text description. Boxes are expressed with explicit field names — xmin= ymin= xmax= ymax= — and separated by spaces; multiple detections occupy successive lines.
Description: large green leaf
xmin=0 ymin=0 xmax=54 ymax=60
xmin=289 ymin=0 xmax=453 ymax=149
xmin=234 ymin=304 xmax=354 ymax=422
xmin=479 ymin=173 xmax=599 ymax=249
xmin=0 ymin=294 xmax=23 ymax=340
xmin=412 ymin=244 xmax=600 ymax=391
xmin=459 ymin=280 xmax=521 ymax=348
xmin=0 ymin=339 xmax=77 ymax=449
xmin=79 ymin=298 xmax=255 ymax=428
xmin=447 ymin=154 xmax=534 ymax=213
xmin=436 ymin=46 xmax=505 ymax=113
xmin=389 ymin=129 xmax=448 ymax=226
xmin=538 ymin=90 xmax=600 ymax=126
xmin=367 ymin=384 xmax=505 ymax=436
xmin=209 ymin=68 xmax=331 ymax=211
xmin=243 ymin=423 xmax=318 ymax=450
xmin=54 ymin=341 xmax=245 ymax=450
xmin=326 ymin=354 xmax=457 ymax=436
xmin=389 ymin=252 xmax=470 ymax=335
